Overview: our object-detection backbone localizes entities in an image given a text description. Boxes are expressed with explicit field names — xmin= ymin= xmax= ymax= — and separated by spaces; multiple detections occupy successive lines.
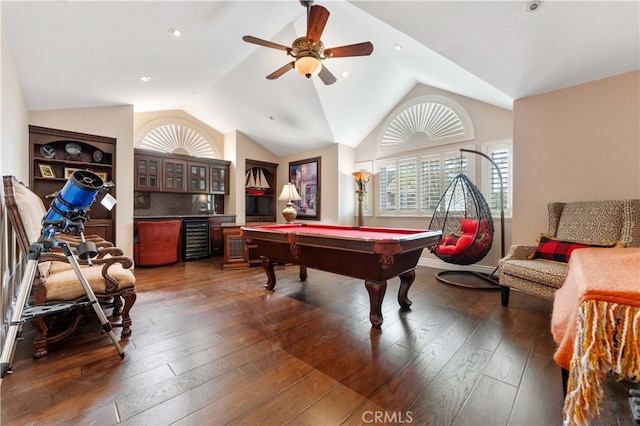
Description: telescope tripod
xmin=0 ymin=236 xmax=124 ymax=380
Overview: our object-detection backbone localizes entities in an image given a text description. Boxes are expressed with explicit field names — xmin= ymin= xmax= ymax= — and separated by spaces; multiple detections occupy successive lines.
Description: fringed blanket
xmin=551 ymin=248 xmax=640 ymax=426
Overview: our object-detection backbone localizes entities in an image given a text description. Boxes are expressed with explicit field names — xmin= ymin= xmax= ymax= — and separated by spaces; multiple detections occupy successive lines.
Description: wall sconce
xmin=352 ymin=171 xmax=371 ymax=227
xmin=278 ymin=183 xmax=302 ymax=223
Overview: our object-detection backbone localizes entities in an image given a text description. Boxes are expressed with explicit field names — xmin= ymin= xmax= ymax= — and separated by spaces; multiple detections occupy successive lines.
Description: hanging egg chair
xmin=428 ymin=149 xmax=504 ymax=288
xmin=429 ymin=173 xmax=494 ymax=265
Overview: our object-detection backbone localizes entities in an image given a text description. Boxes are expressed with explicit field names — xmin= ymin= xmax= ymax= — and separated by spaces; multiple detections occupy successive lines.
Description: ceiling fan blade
xmin=324 ymin=42 xmax=374 ymax=58
xmin=306 ymin=5 xmax=330 ymax=44
xmin=266 ymin=62 xmax=295 ymax=80
xmin=318 ymin=64 xmax=337 ymax=85
xmin=243 ymin=35 xmax=290 ymax=52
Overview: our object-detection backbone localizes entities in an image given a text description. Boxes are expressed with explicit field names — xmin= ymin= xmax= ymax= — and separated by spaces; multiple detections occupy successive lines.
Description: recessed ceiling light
xmin=169 ymin=28 xmax=182 ymax=37
xmin=525 ymin=1 xmax=543 ymax=13
xmin=139 ymin=75 xmax=151 ymax=82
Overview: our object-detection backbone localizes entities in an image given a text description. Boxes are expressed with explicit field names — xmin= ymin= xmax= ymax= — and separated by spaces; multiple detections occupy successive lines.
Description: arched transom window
xmin=140 ymin=123 xmax=215 ymax=158
xmin=379 ymin=95 xmax=474 ymax=153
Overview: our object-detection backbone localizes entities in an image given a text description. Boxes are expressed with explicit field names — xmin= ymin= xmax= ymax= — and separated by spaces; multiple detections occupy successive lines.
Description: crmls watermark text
xmin=362 ymin=411 xmax=414 ymax=423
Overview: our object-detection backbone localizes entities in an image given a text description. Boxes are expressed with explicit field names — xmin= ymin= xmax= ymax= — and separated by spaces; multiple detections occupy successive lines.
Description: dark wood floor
xmin=0 ymin=259 xmax=635 ymax=425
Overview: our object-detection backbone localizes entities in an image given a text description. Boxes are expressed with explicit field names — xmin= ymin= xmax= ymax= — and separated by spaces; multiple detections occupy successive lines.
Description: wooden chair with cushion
xmin=3 ymin=175 xmax=136 ymax=358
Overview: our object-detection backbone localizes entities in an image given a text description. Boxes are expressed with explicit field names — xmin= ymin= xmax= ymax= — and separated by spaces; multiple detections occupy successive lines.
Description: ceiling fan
xmin=242 ymin=0 xmax=373 ymax=85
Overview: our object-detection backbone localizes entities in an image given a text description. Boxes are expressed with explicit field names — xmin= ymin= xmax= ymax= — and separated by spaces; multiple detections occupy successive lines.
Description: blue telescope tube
xmin=42 ymin=170 xmax=104 ymax=225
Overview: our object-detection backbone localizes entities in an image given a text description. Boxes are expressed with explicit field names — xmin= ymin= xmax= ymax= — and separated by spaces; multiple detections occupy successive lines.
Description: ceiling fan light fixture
xmin=295 ymin=55 xmax=322 ymax=78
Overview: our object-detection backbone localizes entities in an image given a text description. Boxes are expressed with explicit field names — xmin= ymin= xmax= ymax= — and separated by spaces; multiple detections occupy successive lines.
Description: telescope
xmin=43 ymin=169 xmax=103 ymax=226
xmin=0 ymin=170 xmax=124 ymax=378
xmin=40 ymin=170 xmax=109 ymax=259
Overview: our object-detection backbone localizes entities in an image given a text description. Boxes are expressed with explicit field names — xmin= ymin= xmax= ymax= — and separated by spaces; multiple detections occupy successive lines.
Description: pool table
xmin=241 ymin=223 xmax=442 ymax=328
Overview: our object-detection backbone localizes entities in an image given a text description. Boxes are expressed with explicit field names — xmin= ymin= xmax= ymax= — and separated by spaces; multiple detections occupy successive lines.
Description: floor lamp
xmin=352 ymin=171 xmax=371 ymax=227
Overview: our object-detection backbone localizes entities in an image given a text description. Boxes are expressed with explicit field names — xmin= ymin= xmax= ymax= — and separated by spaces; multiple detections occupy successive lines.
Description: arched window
xmin=375 ymin=96 xmax=512 ymax=216
xmin=138 ymin=122 xmax=216 ymax=158
xmin=379 ymin=95 xmax=474 ymax=153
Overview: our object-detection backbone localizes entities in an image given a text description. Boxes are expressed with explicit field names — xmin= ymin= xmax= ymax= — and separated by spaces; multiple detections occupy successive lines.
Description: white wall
xmin=512 ymin=70 xmax=640 ymax=245
xmin=338 ymin=143 xmax=356 ymax=226
xmin=1 ymin=27 xmax=29 ymax=182
xmin=29 ymin=106 xmax=135 ymax=256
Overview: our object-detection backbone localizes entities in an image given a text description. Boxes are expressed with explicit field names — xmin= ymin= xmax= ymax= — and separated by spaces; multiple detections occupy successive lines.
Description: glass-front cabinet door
xmin=210 ymin=165 xmax=228 ymax=194
xmin=188 ymin=162 xmax=209 ymax=193
xmin=164 ymin=159 xmax=187 ymax=192
xmin=135 ymin=155 xmax=161 ymax=191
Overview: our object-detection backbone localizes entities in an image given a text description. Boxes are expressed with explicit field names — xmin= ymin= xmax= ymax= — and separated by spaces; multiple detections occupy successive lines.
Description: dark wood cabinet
xmin=188 ymin=161 xmax=209 ymax=193
xmin=29 ymin=125 xmax=116 ymax=243
xmin=245 ymin=159 xmax=278 ymax=223
xmin=210 ymin=165 xmax=228 ymax=194
xmin=163 ymin=159 xmax=187 ymax=192
xmin=134 ymin=155 xmax=161 ymax=191
xmin=209 ymin=215 xmax=236 ymax=256
xmin=133 ymin=149 xmax=229 ymax=196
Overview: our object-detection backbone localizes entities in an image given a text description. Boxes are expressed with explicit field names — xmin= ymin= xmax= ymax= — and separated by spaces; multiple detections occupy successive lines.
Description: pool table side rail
xmin=241 ymin=226 xmax=441 ymax=255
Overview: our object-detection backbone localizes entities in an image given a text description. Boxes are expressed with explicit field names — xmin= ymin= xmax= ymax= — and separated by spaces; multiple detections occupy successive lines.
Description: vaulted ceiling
xmin=2 ymin=1 xmax=638 ymax=156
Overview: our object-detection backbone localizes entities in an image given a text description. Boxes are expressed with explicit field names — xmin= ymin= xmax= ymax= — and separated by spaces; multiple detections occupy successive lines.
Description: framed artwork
xmin=289 ymin=156 xmax=320 ymax=220
xmin=65 ymin=167 xmax=107 ymax=181
xmin=64 ymin=167 xmax=80 ymax=179
xmin=38 ymin=164 xmax=55 ymax=179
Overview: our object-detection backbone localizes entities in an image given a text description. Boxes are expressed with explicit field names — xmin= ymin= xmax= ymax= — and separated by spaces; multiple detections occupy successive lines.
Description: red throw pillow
xmin=530 ymin=234 xmax=624 ymax=263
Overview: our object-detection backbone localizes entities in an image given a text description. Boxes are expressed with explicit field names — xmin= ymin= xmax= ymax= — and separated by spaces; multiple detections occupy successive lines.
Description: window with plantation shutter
xmin=374 ymin=96 xmax=512 ymax=218
xmin=378 ymin=150 xmax=475 ymax=216
xmin=398 ymin=160 xmax=417 ymax=212
xmin=379 ymin=162 xmax=397 ymax=212
xmin=420 ymin=157 xmax=441 ymax=211
xmin=484 ymin=144 xmax=512 ymax=214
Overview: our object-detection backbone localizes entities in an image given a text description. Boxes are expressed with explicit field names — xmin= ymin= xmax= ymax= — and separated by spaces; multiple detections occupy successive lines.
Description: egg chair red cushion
xmin=437 ymin=218 xmax=478 ymax=255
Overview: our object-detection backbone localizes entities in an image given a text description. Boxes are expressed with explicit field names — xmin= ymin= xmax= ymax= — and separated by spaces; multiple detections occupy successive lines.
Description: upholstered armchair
xmin=499 ymin=199 xmax=640 ymax=306
xmin=3 ymin=176 xmax=136 ymax=358
xmin=134 ymin=220 xmax=182 ymax=266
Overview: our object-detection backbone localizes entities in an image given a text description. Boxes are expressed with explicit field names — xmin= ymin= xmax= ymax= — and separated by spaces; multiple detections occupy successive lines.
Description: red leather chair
xmin=134 ymin=220 xmax=182 ymax=266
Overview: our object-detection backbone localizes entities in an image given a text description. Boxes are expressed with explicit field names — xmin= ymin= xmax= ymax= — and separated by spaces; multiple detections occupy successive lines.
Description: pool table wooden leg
xmin=262 ymin=258 xmax=277 ymax=290
xmin=299 ymin=265 xmax=307 ymax=281
xmin=365 ymin=280 xmax=387 ymax=328
xmin=398 ymin=269 xmax=415 ymax=309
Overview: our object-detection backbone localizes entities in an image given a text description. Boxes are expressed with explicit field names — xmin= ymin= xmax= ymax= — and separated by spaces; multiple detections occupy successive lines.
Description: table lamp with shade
xmin=352 ymin=171 xmax=371 ymax=227
xmin=278 ymin=183 xmax=301 ymax=223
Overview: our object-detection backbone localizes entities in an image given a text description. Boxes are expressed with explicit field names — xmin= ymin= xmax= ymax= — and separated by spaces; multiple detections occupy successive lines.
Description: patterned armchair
xmin=3 ymin=176 xmax=136 ymax=358
xmin=499 ymin=199 xmax=640 ymax=306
